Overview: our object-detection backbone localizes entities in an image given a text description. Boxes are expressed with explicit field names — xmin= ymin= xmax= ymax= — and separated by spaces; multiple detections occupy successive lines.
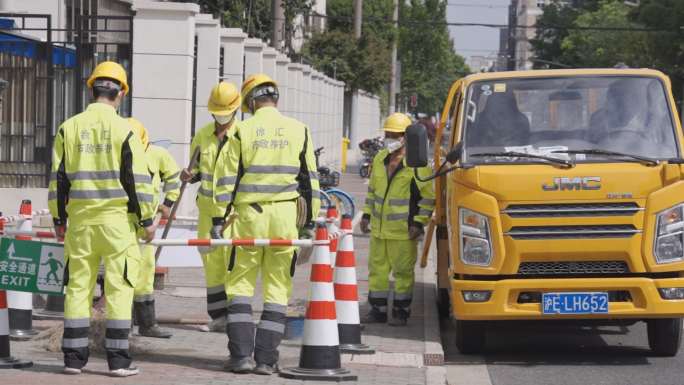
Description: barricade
xmin=334 ymin=214 xmax=374 ymax=354
xmin=326 ymin=205 xmax=339 ymax=267
xmin=279 ymin=219 xmax=357 ymax=382
xmin=0 ymin=290 xmax=32 ymax=369
xmin=7 ymin=200 xmax=38 ymax=340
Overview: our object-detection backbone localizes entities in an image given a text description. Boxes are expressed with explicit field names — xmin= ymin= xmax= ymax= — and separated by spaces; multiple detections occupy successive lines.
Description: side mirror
xmin=405 ymin=124 xmax=429 ymax=168
xmin=445 ymin=141 xmax=464 ymax=164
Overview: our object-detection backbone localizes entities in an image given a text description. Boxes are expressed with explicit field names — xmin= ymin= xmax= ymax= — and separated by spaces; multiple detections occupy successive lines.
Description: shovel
xmin=154 ymin=145 xmax=201 ymax=263
xmin=198 ymin=212 xmax=238 ymax=255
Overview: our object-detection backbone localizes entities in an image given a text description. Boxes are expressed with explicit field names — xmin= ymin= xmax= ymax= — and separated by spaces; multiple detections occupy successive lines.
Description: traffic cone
xmin=279 ymin=219 xmax=357 ymax=382
xmin=7 ymin=200 xmax=39 ymax=341
xmin=334 ymin=214 xmax=375 ymax=355
xmin=326 ymin=204 xmax=339 ymax=267
xmin=0 ymin=290 xmax=33 ymax=369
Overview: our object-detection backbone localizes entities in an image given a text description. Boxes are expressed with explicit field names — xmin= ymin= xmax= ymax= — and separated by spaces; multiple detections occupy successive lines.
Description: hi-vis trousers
xmin=133 ymin=244 xmax=157 ymax=328
xmin=63 ymin=221 xmax=140 ymax=370
xmin=198 ymin=212 xmax=229 ymax=320
xmin=224 ymin=201 xmax=297 ymax=365
xmin=367 ymin=237 xmax=418 ymax=318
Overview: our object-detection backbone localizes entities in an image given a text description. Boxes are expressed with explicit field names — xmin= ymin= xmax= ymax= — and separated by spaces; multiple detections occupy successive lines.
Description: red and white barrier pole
xmin=7 ymin=200 xmax=39 ymax=340
xmin=279 ymin=219 xmax=357 ymax=381
xmin=0 ymin=290 xmax=32 ymax=369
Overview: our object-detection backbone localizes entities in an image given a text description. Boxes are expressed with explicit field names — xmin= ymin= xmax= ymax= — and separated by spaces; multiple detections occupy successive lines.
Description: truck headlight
xmin=459 ymin=208 xmax=493 ymax=266
xmin=654 ymin=204 xmax=684 ymax=264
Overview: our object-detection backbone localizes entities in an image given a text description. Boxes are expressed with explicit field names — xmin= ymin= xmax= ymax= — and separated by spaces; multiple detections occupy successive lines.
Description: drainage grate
xmin=423 ymin=354 xmax=444 ymax=366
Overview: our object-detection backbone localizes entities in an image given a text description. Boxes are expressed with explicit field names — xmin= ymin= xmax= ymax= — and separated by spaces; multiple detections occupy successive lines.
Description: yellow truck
xmin=407 ymin=67 xmax=684 ymax=356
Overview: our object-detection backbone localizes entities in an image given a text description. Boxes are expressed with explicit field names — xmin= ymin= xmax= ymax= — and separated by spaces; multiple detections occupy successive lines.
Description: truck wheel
xmin=455 ymin=319 xmax=485 ymax=354
xmin=647 ymin=318 xmax=683 ymax=357
xmin=438 ymin=288 xmax=450 ymax=318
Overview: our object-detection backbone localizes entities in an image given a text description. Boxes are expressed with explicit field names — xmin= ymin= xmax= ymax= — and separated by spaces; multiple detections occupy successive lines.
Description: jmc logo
xmin=542 ymin=177 xmax=601 ymax=191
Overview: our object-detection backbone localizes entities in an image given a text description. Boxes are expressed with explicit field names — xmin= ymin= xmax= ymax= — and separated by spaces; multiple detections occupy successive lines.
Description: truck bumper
xmin=451 ymin=277 xmax=684 ymax=320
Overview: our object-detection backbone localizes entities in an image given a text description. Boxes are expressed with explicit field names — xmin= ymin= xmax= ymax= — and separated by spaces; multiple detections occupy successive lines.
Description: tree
xmin=529 ymin=2 xmax=580 ymax=69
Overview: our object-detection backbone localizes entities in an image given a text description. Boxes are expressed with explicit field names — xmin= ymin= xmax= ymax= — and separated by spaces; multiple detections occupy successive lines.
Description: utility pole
xmin=271 ymin=0 xmax=285 ymax=51
xmin=388 ymin=0 xmax=398 ymax=114
xmin=348 ymin=0 xmax=362 ymax=159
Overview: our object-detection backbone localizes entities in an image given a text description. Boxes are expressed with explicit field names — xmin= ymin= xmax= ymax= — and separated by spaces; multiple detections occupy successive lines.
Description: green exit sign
xmin=0 ymin=238 xmax=65 ymax=295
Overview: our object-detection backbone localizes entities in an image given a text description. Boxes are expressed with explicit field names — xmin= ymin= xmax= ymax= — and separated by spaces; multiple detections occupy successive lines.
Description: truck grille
xmin=517 ymin=261 xmax=630 ymax=275
xmin=501 ymin=202 xmax=643 ymax=218
xmin=505 ymin=225 xmax=640 ymax=240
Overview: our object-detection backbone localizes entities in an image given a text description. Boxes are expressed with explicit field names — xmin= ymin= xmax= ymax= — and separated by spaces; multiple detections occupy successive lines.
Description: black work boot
xmin=361 ymin=307 xmax=388 ymax=324
xmin=138 ymin=324 xmax=173 ymax=338
xmin=388 ymin=308 xmax=410 ymax=326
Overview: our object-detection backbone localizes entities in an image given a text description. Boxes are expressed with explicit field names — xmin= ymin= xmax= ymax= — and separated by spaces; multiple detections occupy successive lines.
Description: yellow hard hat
xmin=87 ymin=61 xmax=130 ymax=95
xmin=241 ymin=74 xmax=278 ymax=113
xmin=207 ymin=82 xmax=241 ymax=116
xmin=126 ymin=118 xmax=149 ymax=149
xmin=381 ymin=113 xmax=412 ymax=133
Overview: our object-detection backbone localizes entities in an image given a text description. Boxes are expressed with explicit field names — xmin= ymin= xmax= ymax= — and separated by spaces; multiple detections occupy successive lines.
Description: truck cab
xmin=409 ymin=68 xmax=684 ymax=356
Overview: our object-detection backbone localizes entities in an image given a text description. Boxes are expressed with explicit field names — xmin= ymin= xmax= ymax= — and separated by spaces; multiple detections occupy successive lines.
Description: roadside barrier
xmin=7 ymin=200 xmax=39 ymax=341
xmin=326 ymin=205 xmax=339 ymax=267
xmin=0 ymin=290 xmax=32 ymax=369
xmin=334 ymin=214 xmax=374 ymax=355
xmin=279 ymin=219 xmax=357 ymax=382
xmin=0 ymin=208 xmax=51 ymax=224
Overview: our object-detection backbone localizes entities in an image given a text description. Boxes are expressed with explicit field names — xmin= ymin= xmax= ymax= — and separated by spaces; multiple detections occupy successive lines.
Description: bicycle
xmin=314 ymin=147 xmax=355 ymax=218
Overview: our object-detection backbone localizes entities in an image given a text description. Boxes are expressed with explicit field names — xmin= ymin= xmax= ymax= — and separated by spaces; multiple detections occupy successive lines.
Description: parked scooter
xmin=358 ymin=137 xmax=383 ymax=178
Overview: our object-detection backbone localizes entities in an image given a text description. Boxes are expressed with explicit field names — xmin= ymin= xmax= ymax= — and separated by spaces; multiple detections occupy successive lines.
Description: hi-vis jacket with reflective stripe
xmin=190 ymin=122 xmax=235 ymax=214
xmin=146 ymin=145 xmax=180 ymax=208
xmin=212 ymin=107 xmax=320 ymax=223
xmin=48 ymin=103 xmax=155 ymax=228
xmin=362 ymin=149 xmax=435 ymax=240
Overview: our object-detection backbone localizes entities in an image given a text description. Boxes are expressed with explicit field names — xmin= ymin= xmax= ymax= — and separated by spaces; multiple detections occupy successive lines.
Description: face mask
xmin=384 ymin=138 xmax=404 ymax=154
xmin=214 ymin=112 xmax=235 ymax=126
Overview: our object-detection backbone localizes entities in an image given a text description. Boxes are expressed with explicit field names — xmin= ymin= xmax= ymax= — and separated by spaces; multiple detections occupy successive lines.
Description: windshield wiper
xmin=551 ymin=149 xmax=659 ymax=166
xmin=470 ymin=151 xmax=575 ymax=168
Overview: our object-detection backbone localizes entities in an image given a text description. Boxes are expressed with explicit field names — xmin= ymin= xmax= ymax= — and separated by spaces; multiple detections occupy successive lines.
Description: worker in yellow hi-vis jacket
xmin=127 ymin=118 xmax=180 ymax=339
xmin=212 ymin=74 xmax=320 ymax=375
xmin=360 ymin=113 xmax=436 ymax=326
xmin=48 ymin=61 xmax=155 ymax=378
xmin=179 ymin=82 xmax=241 ymax=332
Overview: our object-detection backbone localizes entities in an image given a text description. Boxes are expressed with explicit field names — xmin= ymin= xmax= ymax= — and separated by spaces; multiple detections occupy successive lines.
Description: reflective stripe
xmin=201 ymin=173 xmax=214 ymax=182
xmin=246 ymin=165 xmax=299 ymax=175
xmin=258 ymin=320 xmax=285 ymax=333
xmin=387 ymin=212 xmax=409 ymax=221
xmin=237 ymin=183 xmax=298 ymax=194
xmin=369 ymin=291 xmax=389 ymax=299
xmin=69 ymin=189 xmax=127 ymax=199
xmin=137 ymin=193 xmax=155 ymax=203
xmin=193 ymin=161 xmax=200 ymax=168
xmin=134 ymin=174 xmax=152 ymax=184
xmin=207 ymin=285 xmax=226 ymax=295
xmin=207 ymin=299 xmax=228 ymax=310
xmin=134 ymin=294 xmax=154 ymax=302
xmin=228 ymin=296 xmax=252 ymax=305
xmin=67 ymin=170 xmax=120 ymax=181
xmin=365 ymin=198 xmax=374 ymax=205
xmin=372 ymin=210 xmax=382 ymax=219
xmin=388 ymin=198 xmax=411 ymax=206
xmin=368 ymin=187 xmax=375 ymax=193
xmin=64 ymin=318 xmax=90 ymax=328
xmin=163 ymin=182 xmax=180 ymax=192
xmin=263 ymin=302 xmax=287 ymax=314
xmin=217 ymin=175 xmax=237 ymax=187
xmin=309 ymin=171 xmax=319 ymax=180
xmin=198 ymin=187 xmax=213 ymax=198
xmin=62 ymin=337 xmax=89 ymax=348
xmin=312 ymin=190 xmax=321 ymax=199
xmin=375 ymin=195 xmax=384 ymax=205
xmin=419 ymin=198 xmax=436 ymax=206
xmin=105 ymin=338 xmax=129 ymax=349
xmin=394 ymin=293 xmax=412 ymax=300
xmin=48 ymin=191 xmax=57 ymax=200
xmin=417 ymin=209 xmax=433 ymax=217
xmin=215 ymin=193 xmax=233 ymax=203
xmin=107 ymin=319 xmax=131 ymax=329
xmin=162 ymin=171 xmax=180 ymax=182
xmin=227 ymin=313 xmax=254 ymax=323
xmin=49 ymin=172 xmax=57 ymax=182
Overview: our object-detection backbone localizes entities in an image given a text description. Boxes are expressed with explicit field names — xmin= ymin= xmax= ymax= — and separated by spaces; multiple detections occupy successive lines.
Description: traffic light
xmin=411 ymin=93 xmax=417 ymax=107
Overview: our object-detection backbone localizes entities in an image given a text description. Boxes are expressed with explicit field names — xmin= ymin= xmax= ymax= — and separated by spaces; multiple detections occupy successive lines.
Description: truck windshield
xmin=462 ymin=76 xmax=678 ymax=164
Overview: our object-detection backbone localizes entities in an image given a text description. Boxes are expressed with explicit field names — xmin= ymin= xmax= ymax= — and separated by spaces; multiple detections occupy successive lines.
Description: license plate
xmin=542 ymin=293 xmax=609 ymax=315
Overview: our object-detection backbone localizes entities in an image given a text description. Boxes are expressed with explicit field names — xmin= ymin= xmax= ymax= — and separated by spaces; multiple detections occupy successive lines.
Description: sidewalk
xmin=5 ymin=172 xmax=446 ymax=385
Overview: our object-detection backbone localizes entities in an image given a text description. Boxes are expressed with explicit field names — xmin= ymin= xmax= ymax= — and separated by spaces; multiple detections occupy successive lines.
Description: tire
xmin=647 ymin=318 xmax=683 ymax=357
xmin=455 ymin=319 xmax=486 ymax=354
xmin=327 ymin=193 xmax=349 ymax=218
xmin=320 ymin=191 xmax=331 ymax=217
xmin=360 ymin=164 xmax=370 ymax=178
xmin=437 ymin=288 xmax=450 ymax=319
xmin=328 ymin=190 xmax=355 ymax=217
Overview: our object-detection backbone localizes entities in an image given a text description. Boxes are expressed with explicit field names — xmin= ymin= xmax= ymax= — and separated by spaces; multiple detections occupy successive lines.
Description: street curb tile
xmin=422 ymin=230 xmax=447 ymax=384
xmin=427 ymin=366 xmax=448 ymax=385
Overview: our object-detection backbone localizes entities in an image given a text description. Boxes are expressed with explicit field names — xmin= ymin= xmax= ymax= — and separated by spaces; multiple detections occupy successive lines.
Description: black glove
xmin=210 ymin=224 xmax=224 ymax=239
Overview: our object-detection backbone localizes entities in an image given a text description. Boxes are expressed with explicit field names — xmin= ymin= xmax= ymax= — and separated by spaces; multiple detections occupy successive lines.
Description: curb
xmin=422 ymin=231 xmax=447 ymax=385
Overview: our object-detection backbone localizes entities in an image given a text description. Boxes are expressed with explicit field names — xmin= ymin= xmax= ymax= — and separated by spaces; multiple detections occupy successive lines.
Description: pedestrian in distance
xmin=48 ymin=61 xmax=156 ymax=377
xmin=212 ymin=73 xmax=321 ymax=375
xmin=360 ymin=113 xmax=436 ymax=326
xmin=179 ymin=82 xmax=242 ymax=332
xmin=128 ymin=118 xmax=180 ymax=338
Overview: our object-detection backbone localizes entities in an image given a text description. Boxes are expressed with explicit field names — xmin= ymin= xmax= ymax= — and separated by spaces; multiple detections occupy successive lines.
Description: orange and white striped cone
xmin=7 ymin=200 xmax=38 ymax=341
xmin=334 ymin=214 xmax=375 ymax=355
xmin=279 ymin=219 xmax=357 ymax=382
xmin=0 ymin=290 xmax=33 ymax=369
xmin=326 ymin=205 xmax=339 ymax=267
